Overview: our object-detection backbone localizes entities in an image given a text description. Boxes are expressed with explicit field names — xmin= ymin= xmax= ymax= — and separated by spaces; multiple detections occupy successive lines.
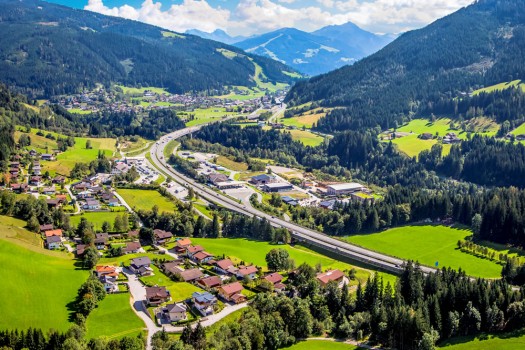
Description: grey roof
xmin=47 ymin=235 xmax=61 ymax=243
xmin=166 ymin=303 xmax=186 ymax=313
xmin=192 ymin=291 xmax=216 ymax=303
xmin=131 ymin=257 xmax=151 ymax=267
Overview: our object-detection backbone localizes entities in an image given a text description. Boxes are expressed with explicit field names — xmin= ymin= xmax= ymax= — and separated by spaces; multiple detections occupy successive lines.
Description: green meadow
xmin=0 ymin=216 xmax=88 ymax=331
xmin=440 ymin=330 xmax=525 ymax=350
xmin=282 ymin=129 xmax=325 ymax=147
xmin=117 ymin=189 xmax=177 ymax=213
xmin=345 ymin=225 xmax=503 ymax=278
xmin=284 ymin=340 xmax=358 ymax=349
xmin=86 ymin=293 xmax=144 ymax=340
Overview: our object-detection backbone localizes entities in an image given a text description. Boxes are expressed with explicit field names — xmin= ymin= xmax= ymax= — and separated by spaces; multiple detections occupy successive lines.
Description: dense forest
xmin=286 ymin=0 xmax=525 ymax=133
xmin=0 ymin=0 xmax=296 ymax=98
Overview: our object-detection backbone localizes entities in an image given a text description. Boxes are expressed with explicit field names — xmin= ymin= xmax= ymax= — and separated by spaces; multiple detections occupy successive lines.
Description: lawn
xmin=117 ymin=189 xmax=176 ymax=213
xmin=390 ymin=134 xmax=451 ymax=159
xmin=345 ymin=225 xmax=503 ymax=278
xmin=189 ymin=238 xmax=393 ymax=287
xmin=86 ymin=293 xmax=144 ymax=340
xmin=439 ymin=330 xmax=525 ymax=349
xmin=205 ymin=308 xmax=246 ymax=336
xmin=279 ymin=108 xmax=330 ymax=129
xmin=70 ymin=211 xmax=128 ymax=231
xmin=283 ymin=340 xmax=358 ymax=349
xmin=214 ymin=155 xmax=249 ymax=172
xmin=183 ymin=108 xmax=233 ymax=127
xmin=472 ymin=80 xmax=525 ymax=95
xmin=68 ymin=108 xmax=92 ymax=115
xmin=117 ymin=85 xmax=169 ymax=95
xmin=0 ymin=216 xmax=88 ymax=331
xmin=282 ymin=129 xmax=325 ymax=147
xmin=511 ymin=122 xmax=525 ymax=136
xmin=141 ymin=265 xmax=201 ymax=302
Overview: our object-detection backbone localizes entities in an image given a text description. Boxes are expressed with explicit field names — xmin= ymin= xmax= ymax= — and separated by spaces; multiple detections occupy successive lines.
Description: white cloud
xmin=84 ymin=0 xmax=230 ymax=33
xmin=84 ymin=0 xmax=474 ymax=36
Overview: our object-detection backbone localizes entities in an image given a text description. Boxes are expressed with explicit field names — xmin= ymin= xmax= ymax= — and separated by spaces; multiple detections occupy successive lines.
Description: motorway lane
xmin=150 ymin=119 xmax=438 ymax=276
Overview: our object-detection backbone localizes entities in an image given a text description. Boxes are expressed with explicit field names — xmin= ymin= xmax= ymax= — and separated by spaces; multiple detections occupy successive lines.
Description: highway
xmin=149 ymin=116 xmax=438 ymax=276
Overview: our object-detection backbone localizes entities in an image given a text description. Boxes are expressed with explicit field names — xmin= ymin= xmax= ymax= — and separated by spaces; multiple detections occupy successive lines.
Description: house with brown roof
xmin=316 ymin=269 xmax=346 ymax=288
xmin=52 ymin=175 xmax=66 ymax=184
xmin=236 ymin=265 xmax=258 ymax=280
xmin=40 ymin=224 xmax=54 ymax=233
xmin=154 ymin=229 xmax=173 ymax=245
xmin=214 ymin=259 xmax=235 ymax=275
xmin=192 ymin=251 xmax=214 ymax=264
xmin=162 ymin=261 xmax=184 ymax=276
xmin=120 ymin=241 xmax=140 ymax=254
xmin=197 ymin=276 xmax=222 ymax=291
xmin=95 ymin=233 xmax=109 ymax=250
xmin=146 ymin=286 xmax=170 ymax=306
xmin=174 ymin=238 xmax=192 ymax=253
xmin=217 ymin=282 xmax=246 ymax=303
xmin=186 ymin=245 xmax=204 ymax=257
xmin=76 ymin=244 xmax=87 ymax=256
xmin=263 ymin=272 xmax=283 ymax=285
xmin=44 ymin=229 xmax=63 ymax=238
xmin=207 ymin=173 xmax=229 ymax=186
xmin=46 ymin=235 xmax=62 ymax=250
xmin=127 ymin=230 xmax=140 ymax=239
xmin=178 ymin=268 xmax=203 ymax=282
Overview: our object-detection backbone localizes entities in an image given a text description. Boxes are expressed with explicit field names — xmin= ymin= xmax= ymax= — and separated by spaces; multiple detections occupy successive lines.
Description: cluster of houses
xmin=71 ymin=174 xmax=120 ymax=211
xmin=94 ymin=265 xmax=122 ymax=293
xmin=76 ymin=230 xmax=142 ymax=255
xmin=442 ymin=132 xmax=461 ymax=144
xmin=40 ymin=224 xmax=64 ymax=250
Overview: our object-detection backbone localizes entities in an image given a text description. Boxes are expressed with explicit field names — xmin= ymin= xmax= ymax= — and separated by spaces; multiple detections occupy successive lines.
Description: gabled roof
xmin=46 ymin=235 xmax=61 ymax=244
xmin=198 ymin=276 xmax=222 ymax=288
xmin=264 ymin=272 xmax=283 ymax=284
xmin=166 ymin=303 xmax=186 ymax=313
xmin=45 ymin=229 xmax=63 ymax=237
xmin=215 ymin=259 xmax=234 ymax=270
xmin=193 ymin=251 xmax=213 ymax=261
xmin=124 ymin=242 xmax=141 ymax=252
xmin=192 ymin=291 xmax=217 ymax=303
xmin=187 ymin=245 xmax=204 ymax=254
xmin=237 ymin=265 xmax=258 ymax=276
xmin=219 ymin=282 xmax=243 ymax=295
xmin=145 ymin=286 xmax=169 ymax=299
xmin=316 ymin=269 xmax=345 ymax=285
xmin=179 ymin=268 xmax=203 ymax=282
xmin=176 ymin=238 xmax=192 ymax=247
xmin=131 ymin=257 xmax=151 ymax=267
xmin=154 ymin=229 xmax=173 ymax=239
xmin=40 ymin=224 xmax=54 ymax=232
xmin=95 ymin=265 xmax=117 ymax=274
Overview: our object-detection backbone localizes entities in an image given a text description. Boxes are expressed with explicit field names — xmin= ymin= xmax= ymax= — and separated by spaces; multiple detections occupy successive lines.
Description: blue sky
xmin=46 ymin=0 xmax=473 ymax=36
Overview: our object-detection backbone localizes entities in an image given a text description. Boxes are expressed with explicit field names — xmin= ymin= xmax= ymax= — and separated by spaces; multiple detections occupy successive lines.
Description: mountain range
xmin=0 ymin=0 xmax=297 ymax=98
xmin=286 ymin=0 xmax=525 ymax=132
xmin=187 ymin=23 xmax=396 ymax=76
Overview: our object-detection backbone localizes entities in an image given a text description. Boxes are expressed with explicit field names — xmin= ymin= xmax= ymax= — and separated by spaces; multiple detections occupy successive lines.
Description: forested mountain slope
xmin=286 ymin=0 xmax=525 ymax=132
xmin=0 ymin=0 xmax=296 ymax=98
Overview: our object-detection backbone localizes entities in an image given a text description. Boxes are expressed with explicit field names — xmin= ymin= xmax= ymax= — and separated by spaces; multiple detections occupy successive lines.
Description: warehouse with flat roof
xmin=327 ymin=183 xmax=364 ymax=196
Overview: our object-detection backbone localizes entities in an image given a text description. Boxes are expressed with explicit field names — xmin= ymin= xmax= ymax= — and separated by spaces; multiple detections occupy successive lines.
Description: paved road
xmin=149 ymin=111 xmax=439 ymax=276
xmin=65 ymin=185 xmax=81 ymax=215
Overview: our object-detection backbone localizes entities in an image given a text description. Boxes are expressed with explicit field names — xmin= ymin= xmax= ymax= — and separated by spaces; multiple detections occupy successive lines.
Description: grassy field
xmin=511 ymin=122 xmax=525 ymax=136
xmin=284 ymin=340 xmax=358 ymax=349
xmin=214 ymin=155 xmax=249 ymax=171
xmin=205 ymin=308 xmax=246 ymax=335
xmin=86 ymin=293 xmax=144 ymax=340
xmin=161 ymin=31 xmax=185 ymax=39
xmin=279 ymin=108 xmax=330 ymax=129
xmin=282 ymin=129 xmax=325 ymax=147
xmin=68 ymin=108 xmax=93 ymax=115
xmin=117 ymin=85 xmax=168 ymax=95
xmin=388 ymin=118 xmax=498 ymax=158
xmin=345 ymin=225 xmax=503 ymax=278
xmin=0 ymin=216 xmax=88 ymax=331
xmin=472 ymin=80 xmax=525 ymax=95
xmin=141 ymin=265 xmax=201 ymax=302
xmin=117 ymin=189 xmax=176 ymax=213
xmin=163 ymin=140 xmax=180 ymax=158
xmin=15 ymin=128 xmax=116 ymax=175
xmin=440 ymin=330 xmax=525 ymax=349
xmin=188 ymin=238 xmax=395 ymax=287
xmin=183 ymin=108 xmax=233 ymax=127
xmin=70 ymin=211 xmax=128 ymax=231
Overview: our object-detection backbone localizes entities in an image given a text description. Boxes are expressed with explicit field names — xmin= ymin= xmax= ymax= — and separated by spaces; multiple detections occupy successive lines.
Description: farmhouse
xmin=130 ymin=257 xmax=152 ymax=276
xmin=94 ymin=233 xmax=109 ymax=250
xmin=197 ymin=276 xmax=222 ymax=291
xmin=46 ymin=235 xmax=62 ymax=250
xmin=218 ymin=282 xmax=246 ymax=304
xmin=192 ymin=291 xmax=217 ymax=316
xmin=146 ymin=286 xmax=171 ymax=306
xmin=76 ymin=244 xmax=87 ymax=256
xmin=192 ymin=251 xmax=214 ymax=264
xmin=263 ymin=272 xmax=283 ymax=285
xmin=316 ymin=269 xmax=347 ymax=288
xmin=41 ymin=154 xmax=55 ymax=161
xmin=214 ymin=259 xmax=235 ymax=275
xmin=44 ymin=229 xmax=63 ymax=238
xmin=186 ymin=245 xmax=205 ymax=257
xmin=262 ymin=182 xmax=293 ymax=193
xmin=30 ymin=176 xmax=43 ymax=186
xmin=178 ymin=268 xmax=204 ymax=282
xmin=159 ymin=303 xmax=187 ymax=322
xmin=154 ymin=229 xmax=173 ymax=245
xmin=327 ymin=183 xmax=364 ymax=196
xmin=40 ymin=224 xmax=54 ymax=233
xmin=236 ymin=265 xmax=258 ymax=280
xmin=123 ymin=241 xmax=142 ymax=254
xmin=175 ymin=238 xmax=192 ymax=253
